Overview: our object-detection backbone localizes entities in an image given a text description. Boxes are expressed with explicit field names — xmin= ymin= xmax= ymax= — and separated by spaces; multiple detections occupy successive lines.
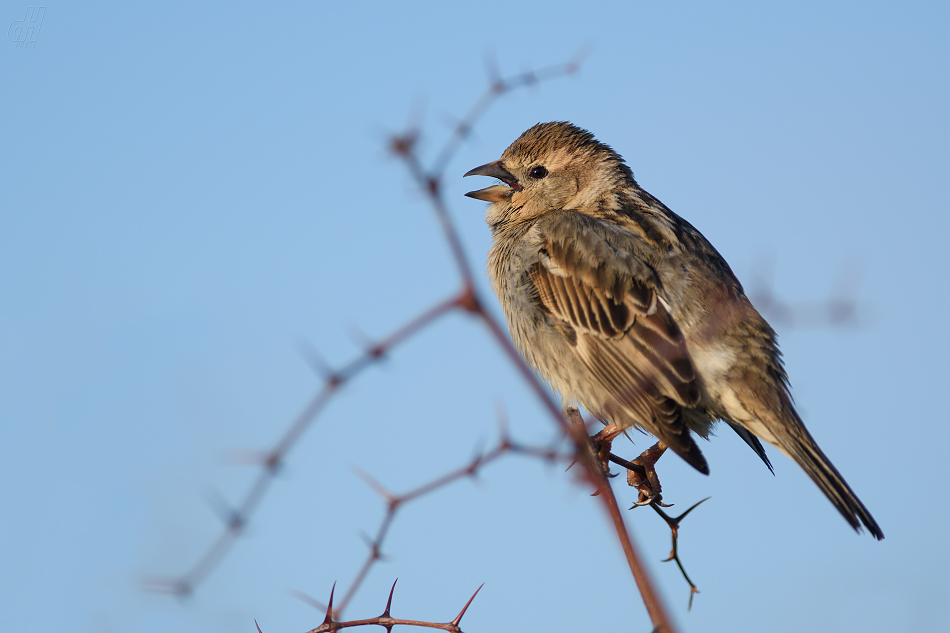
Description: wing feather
xmin=529 ymin=214 xmax=708 ymax=473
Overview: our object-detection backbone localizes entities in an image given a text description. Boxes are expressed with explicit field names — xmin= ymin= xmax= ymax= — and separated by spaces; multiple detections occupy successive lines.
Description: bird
xmin=464 ymin=121 xmax=883 ymax=539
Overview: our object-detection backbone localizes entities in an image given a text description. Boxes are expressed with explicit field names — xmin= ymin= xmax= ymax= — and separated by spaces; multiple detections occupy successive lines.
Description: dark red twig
xmin=652 ymin=498 xmax=711 ymax=610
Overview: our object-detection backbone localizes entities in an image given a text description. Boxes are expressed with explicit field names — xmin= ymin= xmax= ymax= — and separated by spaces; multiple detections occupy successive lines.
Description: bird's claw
xmin=626 ymin=442 xmax=670 ymax=507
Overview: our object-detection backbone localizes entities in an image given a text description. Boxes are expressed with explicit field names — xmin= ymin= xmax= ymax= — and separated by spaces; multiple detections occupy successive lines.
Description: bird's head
xmin=464 ymin=122 xmax=633 ymax=225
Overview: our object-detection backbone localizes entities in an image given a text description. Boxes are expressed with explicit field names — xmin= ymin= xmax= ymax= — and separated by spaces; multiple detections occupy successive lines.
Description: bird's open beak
xmin=464 ymin=160 xmax=522 ymax=202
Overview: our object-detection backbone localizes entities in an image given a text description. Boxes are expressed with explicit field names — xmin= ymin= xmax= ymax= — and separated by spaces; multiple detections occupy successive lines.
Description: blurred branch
xmin=428 ymin=47 xmax=589 ymax=176
xmin=142 ymin=293 xmax=462 ymax=597
xmin=748 ymin=255 xmax=865 ymax=328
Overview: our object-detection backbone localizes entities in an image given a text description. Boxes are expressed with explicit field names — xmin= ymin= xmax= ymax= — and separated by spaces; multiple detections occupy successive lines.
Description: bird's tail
xmin=775 ymin=414 xmax=884 ymax=540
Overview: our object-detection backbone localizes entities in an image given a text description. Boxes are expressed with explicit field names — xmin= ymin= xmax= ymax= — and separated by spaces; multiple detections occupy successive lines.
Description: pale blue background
xmin=2 ymin=2 xmax=948 ymax=632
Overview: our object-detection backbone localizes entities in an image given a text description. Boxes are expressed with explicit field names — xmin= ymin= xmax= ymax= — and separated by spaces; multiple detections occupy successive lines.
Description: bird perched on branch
xmin=464 ymin=121 xmax=882 ymax=539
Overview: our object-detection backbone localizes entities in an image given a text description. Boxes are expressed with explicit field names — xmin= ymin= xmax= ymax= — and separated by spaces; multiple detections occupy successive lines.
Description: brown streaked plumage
xmin=465 ymin=121 xmax=883 ymax=539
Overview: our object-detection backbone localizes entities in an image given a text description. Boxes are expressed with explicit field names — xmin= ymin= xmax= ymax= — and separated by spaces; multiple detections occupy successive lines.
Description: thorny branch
xmin=260 ymin=581 xmax=484 ymax=633
xmin=651 ymin=499 xmax=711 ymax=611
xmin=149 ymin=50 xmax=864 ymax=631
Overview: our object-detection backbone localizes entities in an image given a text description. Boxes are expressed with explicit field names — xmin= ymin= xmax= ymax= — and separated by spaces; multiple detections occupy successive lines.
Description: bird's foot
xmin=589 ymin=423 xmax=622 ymax=478
xmin=626 ymin=442 xmax=671 ymax=507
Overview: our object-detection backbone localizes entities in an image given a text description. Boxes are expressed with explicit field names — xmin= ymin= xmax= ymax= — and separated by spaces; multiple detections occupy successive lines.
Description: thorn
xmin=568 ymin=42 xmax=594 ymax=71
xmin=206 ymin=491 xmax=245 ymax=534
xmin=357 ymin=533 xmax=387 ymax=562
xmin=289 ymin=588 xmax=327 ymax=612
xmin=359 ymin=532 xmax=384 ymax=561
xmin=352 ymin=466 xmax=395 ymax=504
xmin=220 ymin=448 xmax=283 ymax=475
xmin=467 ymin=442 xmax=486 ymax=478
xmin=383 ymin=579 xmax=398 ymax=617
xmin=345 ymin=322 xmax=371 ymax=346
xmin=323 ymin=582 xmax=337 ymax=625
xmin=255 ymin=619 xmax=263 ymax=633
xmin=347 ymin=326 xmax=390 ymax=367
xmin=220 ymin=448 xmax=268 ymax=466
xmin=296 ymin=338 xmax=335 ymax=380
xmin=346 ymin=323 xmax=374 ymax=352
xmin=438 ymin=111 xmax=469 ymax=138
xmin=358 ymin=530 xmax=373 ymax=548
xmin=139 ymin=576 xmax=192 ymax=597
xmin=451 ymin=583 xmax=484 ymax=626
xmin=673 ymin=497 xmax=711 ymax=523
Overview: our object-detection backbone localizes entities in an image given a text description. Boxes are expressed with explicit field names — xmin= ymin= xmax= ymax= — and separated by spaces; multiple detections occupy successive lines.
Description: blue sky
xmin=2 ymin=2 xmax=948 ymax=632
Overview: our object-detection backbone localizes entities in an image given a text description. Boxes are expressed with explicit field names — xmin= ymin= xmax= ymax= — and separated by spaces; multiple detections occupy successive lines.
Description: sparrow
xmin=464 ymin=121 xmax=882 ymax=539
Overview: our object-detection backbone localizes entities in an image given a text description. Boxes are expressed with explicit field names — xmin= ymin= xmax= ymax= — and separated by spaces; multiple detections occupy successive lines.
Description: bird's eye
xmin=529 ymin=166 xmax=548 ymax=179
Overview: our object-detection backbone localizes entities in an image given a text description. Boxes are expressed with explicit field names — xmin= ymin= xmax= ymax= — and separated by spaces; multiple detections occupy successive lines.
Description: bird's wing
xmin=530 ymin=211 xmax=708 ymax=474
